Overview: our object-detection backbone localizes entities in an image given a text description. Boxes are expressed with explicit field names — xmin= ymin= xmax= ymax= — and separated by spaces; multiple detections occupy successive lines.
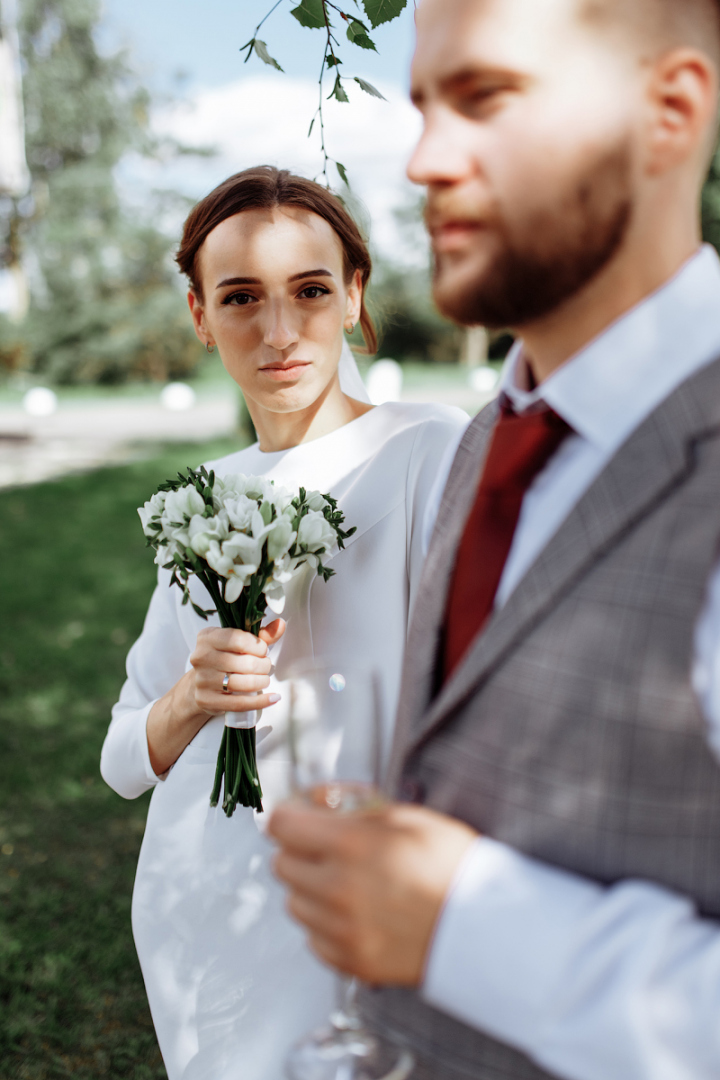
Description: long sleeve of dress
xmin=100 ymin=569 xmax=190 ymax=799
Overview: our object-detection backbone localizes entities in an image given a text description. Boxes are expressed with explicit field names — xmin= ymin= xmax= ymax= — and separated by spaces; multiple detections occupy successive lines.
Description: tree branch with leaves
xmin=241 ymin=0 xmax=407 ymax=187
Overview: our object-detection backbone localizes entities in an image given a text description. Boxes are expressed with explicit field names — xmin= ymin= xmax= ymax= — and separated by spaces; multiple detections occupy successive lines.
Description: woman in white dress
xmin=101 ymin=166 xmax=467 ymax=1080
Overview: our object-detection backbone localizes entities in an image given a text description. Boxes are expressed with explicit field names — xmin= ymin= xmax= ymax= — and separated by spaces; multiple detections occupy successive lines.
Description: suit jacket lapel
xmin=387 ymin=401 xmax=499 ymax=786
xmin=403 ymin=357 xmax=720 ymax=758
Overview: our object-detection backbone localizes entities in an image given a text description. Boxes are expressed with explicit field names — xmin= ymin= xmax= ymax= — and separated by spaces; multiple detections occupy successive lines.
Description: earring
xmin=206 ymin=342 xmax=215 ymax=354
xmin=345 ymin=322 xmax=356 ymax=333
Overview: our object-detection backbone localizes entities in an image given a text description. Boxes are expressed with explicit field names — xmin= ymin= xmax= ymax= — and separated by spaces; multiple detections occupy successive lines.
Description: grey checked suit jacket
xmin=360 ymin=355 xmax=720 ymax=1080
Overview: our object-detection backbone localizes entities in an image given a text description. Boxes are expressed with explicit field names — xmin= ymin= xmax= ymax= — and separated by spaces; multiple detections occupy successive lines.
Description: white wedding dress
xmin=101 ymin=392 xmax=467 ymax=1080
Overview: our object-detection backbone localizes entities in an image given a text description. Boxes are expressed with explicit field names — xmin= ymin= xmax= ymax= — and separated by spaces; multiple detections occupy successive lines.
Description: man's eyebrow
xmin=411 ymin=65 xmax=529 ymax=106
xmin=216 ymin=269 xmax=334 ymax=289
xmin=440 ymin=66 xmax=530 ymax=95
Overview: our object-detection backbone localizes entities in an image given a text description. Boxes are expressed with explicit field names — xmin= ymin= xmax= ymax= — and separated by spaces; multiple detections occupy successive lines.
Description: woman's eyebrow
xmin=288 ymin=268 xmax=333 ymax=282
xmin=216 ymin=276 xmax=260 ymax=289
xmin=216 ymin=269 xmax=333 ymax=289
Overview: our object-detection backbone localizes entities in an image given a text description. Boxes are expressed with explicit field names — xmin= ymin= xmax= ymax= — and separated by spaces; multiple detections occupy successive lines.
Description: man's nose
xmin=407 ymin=109 xmax=477 ymax=187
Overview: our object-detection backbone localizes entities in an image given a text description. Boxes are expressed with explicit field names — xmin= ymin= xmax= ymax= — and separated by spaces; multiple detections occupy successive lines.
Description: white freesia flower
xmin=215 ymin=473 xmax=292 ymax=507
xmin=163 ymin=486 xmax=206 ymax=525
xmin=298 ymin=510 xmax=337 ymax=553
xmin=225 ymin=570 xmax=254 ymax=604
xmin=204 ymin=540 xmax=234 ymax=579
xmin=223 ymin=494 xmax=257 ymax=532
xmin=153 ymin=532 xmax=188 ymax=568
xmin=223 ymin=531 xmax=262 ymax=567
xmin=188 ymin=511 xmax=230 ymax=557
xmin=266 ymin=516 xmax=296 ymax=561
xmin=138 ymin=491 xmax=167 ymax=535
xmin=263 ymin=583 xmax=286 ymax=614
xmin=305 ymin=490 xmax=329 ymax=513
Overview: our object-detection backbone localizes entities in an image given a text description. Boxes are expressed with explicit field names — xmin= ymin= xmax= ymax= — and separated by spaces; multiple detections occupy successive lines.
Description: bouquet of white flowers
xmin=138 ymin=466 xmax=355 ymax=816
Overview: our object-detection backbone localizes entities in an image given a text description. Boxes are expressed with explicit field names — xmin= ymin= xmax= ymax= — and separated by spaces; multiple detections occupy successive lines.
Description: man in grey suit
xmin=270 ymin=0 xmax=720 ymax=1076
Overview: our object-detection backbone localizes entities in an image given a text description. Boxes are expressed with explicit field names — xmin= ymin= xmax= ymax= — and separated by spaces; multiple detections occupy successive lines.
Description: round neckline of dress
xmin=253 ymin=402 xmax=383 ymax=458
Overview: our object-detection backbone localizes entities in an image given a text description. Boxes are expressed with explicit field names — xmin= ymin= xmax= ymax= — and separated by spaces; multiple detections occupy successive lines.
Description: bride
xmin=100 ymin=165 xmax=467 ymax=1080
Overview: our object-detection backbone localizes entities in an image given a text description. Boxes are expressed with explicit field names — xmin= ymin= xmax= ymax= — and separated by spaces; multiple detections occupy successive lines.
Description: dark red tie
xmin=443 ymin=401 xmax=571 ymax=681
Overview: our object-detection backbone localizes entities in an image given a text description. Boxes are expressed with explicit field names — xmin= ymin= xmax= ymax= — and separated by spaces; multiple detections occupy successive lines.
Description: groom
xmin=270 ymin=0 xmax=720 ymax=1076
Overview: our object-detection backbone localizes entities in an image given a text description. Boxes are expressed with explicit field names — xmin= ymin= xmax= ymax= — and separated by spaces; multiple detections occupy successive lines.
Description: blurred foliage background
xmin=0 ymin=0 xmax=206 ymax=386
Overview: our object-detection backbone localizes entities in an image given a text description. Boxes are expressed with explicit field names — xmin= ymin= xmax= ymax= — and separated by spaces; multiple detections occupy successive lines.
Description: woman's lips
xmin=259 ymin=362 xmax=312 ymax=382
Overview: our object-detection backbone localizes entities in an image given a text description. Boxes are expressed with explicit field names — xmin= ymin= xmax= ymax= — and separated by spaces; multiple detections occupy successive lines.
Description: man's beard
xmin=432 ymin=143 xmax=633 ymax=329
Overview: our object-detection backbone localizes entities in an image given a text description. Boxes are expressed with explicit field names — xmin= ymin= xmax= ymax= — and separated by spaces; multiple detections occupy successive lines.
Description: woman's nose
xmin=263 ymin=304 xmax=299 ymax=351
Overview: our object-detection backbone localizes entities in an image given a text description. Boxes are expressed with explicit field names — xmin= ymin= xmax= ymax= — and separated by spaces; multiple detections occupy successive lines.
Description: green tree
xmin=0 ymin=0 xmax=203 ymax=384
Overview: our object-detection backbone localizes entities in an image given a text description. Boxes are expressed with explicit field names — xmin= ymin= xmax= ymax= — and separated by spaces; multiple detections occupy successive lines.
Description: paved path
xmin=0 ymin=385 xmax=490 ymax=490
xmin=0 ymin=398 xmax=238 ymax=489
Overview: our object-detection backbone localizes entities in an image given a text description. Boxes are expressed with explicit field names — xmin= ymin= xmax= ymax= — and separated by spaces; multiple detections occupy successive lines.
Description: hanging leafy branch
xmin=241 ymin=0 xmax=407 ymax=187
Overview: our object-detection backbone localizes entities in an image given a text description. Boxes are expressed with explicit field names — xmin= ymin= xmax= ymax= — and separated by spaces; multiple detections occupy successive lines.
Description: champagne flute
xmin=283 ymin=660 xmax=414 ymax=1080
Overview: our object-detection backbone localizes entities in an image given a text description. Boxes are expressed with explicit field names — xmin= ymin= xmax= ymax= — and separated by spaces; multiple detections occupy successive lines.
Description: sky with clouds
xmin=100 ymin=0 xmax=425 ymax=261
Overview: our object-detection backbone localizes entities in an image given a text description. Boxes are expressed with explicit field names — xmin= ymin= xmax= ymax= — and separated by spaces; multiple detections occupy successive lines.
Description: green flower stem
xmin=210 ymin=601 xmax=266 ymax=818
xmin=209 ymin=730 xmax=227 ymax=807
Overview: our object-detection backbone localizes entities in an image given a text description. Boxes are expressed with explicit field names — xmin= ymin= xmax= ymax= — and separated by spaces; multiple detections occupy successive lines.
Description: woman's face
xmin=188 ymin=206 xmax=362 ymax=415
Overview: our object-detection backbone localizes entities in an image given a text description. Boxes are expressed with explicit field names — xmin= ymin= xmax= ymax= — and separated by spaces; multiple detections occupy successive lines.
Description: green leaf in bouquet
xmin=191 ymin=601 xmax=215 ymax=619
xmin=291 ymin=0 xmax=327 ymax=30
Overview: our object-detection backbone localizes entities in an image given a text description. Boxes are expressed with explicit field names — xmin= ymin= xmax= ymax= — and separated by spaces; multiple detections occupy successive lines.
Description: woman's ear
xmin=344 ymin=269 xmax=363 ymax=330
xmin=187 ymin=290 xmax=213 ymax=348
xmin=645 ymin=47 xmax=718 ymax=176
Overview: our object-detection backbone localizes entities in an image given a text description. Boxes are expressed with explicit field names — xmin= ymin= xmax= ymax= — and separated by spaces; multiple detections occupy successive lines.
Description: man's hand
xmin=268 ymin=800 xmax=478 ymax=985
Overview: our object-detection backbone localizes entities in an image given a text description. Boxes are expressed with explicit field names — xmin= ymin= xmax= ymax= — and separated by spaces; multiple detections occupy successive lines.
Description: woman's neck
xmin=250 ymin=375 xmax=373 ymax=453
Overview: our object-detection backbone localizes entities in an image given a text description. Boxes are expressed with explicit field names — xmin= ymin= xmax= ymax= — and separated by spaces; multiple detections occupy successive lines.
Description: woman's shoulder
xmin=373 ymin=401 xmax=469 ymax=446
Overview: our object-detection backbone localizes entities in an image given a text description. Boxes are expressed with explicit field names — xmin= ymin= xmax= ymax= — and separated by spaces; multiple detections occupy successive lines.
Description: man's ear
xmin=645 ymin=47 xmax=718 ymax=176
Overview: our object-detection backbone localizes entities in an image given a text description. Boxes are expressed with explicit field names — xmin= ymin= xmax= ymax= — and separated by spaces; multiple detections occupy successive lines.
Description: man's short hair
xmin=581 ymin=0 xmax=720 ymax=65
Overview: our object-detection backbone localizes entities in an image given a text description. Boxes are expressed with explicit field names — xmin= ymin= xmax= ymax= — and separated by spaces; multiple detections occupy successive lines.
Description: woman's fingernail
xmin=268 ymin=693 xmax=281 ymax=705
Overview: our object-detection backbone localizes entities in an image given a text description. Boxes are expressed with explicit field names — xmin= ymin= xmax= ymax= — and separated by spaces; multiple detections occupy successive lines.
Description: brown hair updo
xmin=176 ymin=166 xmax=377 ymax=355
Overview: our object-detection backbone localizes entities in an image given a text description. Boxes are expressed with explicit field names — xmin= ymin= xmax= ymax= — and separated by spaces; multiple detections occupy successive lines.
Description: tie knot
xmin=488 ymin=402 xmax=571 ymax=492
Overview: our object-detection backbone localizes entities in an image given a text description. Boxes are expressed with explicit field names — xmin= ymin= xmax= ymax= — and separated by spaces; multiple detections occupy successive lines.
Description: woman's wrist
xmin=147 ymin=672 xmax=210 ymax=777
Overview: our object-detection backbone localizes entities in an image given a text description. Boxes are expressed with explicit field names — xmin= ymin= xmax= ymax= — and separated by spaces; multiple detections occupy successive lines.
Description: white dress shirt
xmin=421 ymin=244 xmax=720 ymax=1080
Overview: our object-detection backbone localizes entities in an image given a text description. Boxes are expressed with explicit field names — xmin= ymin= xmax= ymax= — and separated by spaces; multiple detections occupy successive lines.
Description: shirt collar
xmin=499 ymin=244 xmax=720 ymax=453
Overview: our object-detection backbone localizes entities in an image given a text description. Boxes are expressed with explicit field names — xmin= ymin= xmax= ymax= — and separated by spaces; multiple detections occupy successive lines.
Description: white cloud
xmin=118 ymin=74 xmax=427 ymax=263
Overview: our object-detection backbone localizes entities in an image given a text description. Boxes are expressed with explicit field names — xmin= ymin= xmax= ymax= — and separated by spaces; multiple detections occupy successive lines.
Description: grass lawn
xmin=0 ymin=437 xmax=243 ymax=1079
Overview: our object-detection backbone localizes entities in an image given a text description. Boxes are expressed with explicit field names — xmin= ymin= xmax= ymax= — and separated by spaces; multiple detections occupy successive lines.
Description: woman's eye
xmin=223 ymin=292 xmax=256 ymax=307
xmin=298 ymin=285 xmax=330 ymax=299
